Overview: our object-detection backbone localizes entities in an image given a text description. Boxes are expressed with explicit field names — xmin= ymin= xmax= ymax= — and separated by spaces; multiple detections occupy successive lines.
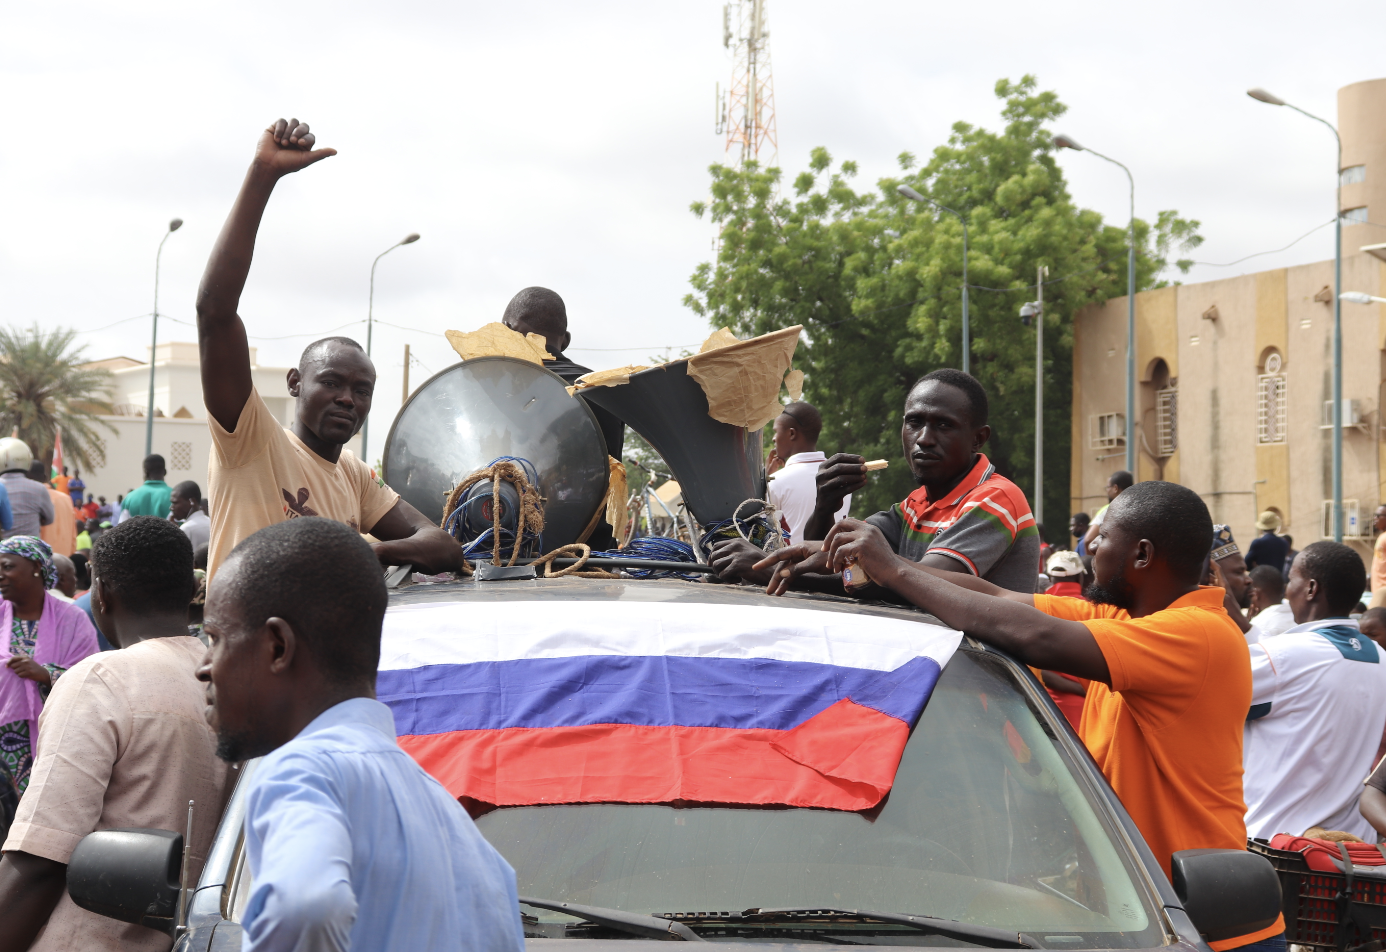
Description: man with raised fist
xmin=197 ymin=119 xmax=462 ymax=578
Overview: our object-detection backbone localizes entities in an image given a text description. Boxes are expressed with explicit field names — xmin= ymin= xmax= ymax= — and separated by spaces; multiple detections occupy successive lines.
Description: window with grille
xmin=1341 ymin=165 xmax=1366 ymax=186
xmin=1257 ymin=373 xmax=1287 ymax=443
xmin=1342 ymin=206 xmax=1369 ymax=225
xmin=1155 ymin=388 xmax=1177 ymax=456
xmin=170 ymin=441 xmax=192 ymax=471
xmin=1090 ymin=413 xmax=1125 ymax=449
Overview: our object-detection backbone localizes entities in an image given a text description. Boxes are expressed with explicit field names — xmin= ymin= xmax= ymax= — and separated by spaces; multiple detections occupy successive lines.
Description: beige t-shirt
xmin=207 ymin=389 xmax=399 ymax=577
xmin=5 ymin=637 xmax=231 ymax=952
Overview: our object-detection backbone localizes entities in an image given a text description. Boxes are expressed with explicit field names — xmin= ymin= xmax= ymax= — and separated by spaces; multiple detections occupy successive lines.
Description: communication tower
xmin=716 ymin=0 xmax=778 ymax=166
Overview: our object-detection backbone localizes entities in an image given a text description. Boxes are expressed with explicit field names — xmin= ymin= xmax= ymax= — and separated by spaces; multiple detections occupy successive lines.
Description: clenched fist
xmin=251 ymin=118 xmax=337 ymax=178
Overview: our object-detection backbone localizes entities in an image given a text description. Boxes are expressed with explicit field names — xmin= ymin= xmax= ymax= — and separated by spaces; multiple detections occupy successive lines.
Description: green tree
xmin=0 ymin=325 xmax=115 ymax=472
xmin=685 ymin=76 xmax=1201 ymax=537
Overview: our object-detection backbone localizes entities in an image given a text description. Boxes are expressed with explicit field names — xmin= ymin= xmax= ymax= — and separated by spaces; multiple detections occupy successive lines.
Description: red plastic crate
xmin=1248 ymin=840 xmax=1386 ymax=951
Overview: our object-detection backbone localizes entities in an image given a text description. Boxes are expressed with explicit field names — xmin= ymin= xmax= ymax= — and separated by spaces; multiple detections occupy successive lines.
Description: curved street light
xmin=1053 ymin=134 xmax=1137 ymax=476
xmin=1247 ymin=86 xmax=1344 ymax=539
xmin=361 ymin=233 xmax=421 ymax=462
xmin=146 ymin=218 xmax=184 ymax=457
xmin=897 ymin=185 xmax=971 ymax=374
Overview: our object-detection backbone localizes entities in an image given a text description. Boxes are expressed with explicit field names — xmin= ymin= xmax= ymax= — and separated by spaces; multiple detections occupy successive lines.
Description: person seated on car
xmin=0 ymin=518 xmax=229 ymax=952
xmin=754 ymin=479 xmax=1284 ymax=952
xmin=710 ymin=369 xmax=1040 ymax=595
xmin=198 ymin=517 xmax=525 ymax=952
xmin=502 ymin=286 xmax=623 ymax=549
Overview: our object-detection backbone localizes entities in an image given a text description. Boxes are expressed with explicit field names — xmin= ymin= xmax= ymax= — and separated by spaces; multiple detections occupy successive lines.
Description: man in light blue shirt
xmin=198 ymin=516 xmax=524 ymax=952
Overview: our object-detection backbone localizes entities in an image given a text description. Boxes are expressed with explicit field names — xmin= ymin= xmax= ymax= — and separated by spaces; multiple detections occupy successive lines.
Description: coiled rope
xmin=442 ymin=457 xmax=545 ymax=573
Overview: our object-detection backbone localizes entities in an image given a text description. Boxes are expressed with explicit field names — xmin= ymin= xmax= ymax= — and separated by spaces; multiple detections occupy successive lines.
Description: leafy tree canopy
xmin=0 ymin=325 xmax=115 ymax=472
xmin=685 ymin=76 xmax=1202 ymax=535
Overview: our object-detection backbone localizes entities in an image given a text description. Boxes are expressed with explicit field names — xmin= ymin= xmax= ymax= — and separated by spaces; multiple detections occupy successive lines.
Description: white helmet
xmin=0 ymin=438 xmax=33 ymax=474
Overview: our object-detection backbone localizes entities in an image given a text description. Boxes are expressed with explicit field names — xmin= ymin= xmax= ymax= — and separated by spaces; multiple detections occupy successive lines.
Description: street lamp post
xmin=146 ymin=218 xmax=184 ymax=457
xmin=897 ymin=185 xmax=971 ymax=374
xmin=361 ymin=233 xmax=421 ymax=462
xmin=1020 ymin=264 xmax=1049 ymax=529
xmin=1248 ymin=87 xmax=1344 ymax=541
xmin=1053 ymin=135 xmax=1137 ymax=476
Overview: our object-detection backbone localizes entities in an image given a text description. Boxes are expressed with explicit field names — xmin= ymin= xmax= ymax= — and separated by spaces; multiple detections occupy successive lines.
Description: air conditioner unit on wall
xmin=1322 ymin=499 xmax=1363 ymax=539
xmin=1321 ymin=399 xmax=1366 ymax=430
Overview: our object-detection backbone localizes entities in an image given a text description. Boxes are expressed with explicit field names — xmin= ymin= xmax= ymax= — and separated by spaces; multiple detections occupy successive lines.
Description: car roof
xmin=388 ymin=576 xmax=950 ymax=628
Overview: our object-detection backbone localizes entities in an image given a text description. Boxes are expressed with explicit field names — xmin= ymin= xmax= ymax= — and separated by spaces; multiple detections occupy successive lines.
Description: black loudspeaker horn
xmin=580 ymin=359 xmax=765 ymax=526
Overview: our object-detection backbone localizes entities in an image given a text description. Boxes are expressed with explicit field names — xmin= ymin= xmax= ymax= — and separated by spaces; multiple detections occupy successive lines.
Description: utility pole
xmin=1034 ymin=265 xmax=1047 ymax=530
xmin=1021 ymin=266 xmax=1048 ymax=530
xmin=719 ymin=0 xmax=778 ymax=166
xmin=402 ymin=343 xmax=411 ymax=403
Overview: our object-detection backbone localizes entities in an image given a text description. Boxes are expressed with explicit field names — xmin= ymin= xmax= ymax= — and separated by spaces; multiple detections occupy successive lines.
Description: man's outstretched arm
xmin=197 ymin=119 xmax=336 ymax=432
xmin=369 ymin=500 xmax=465 ymax=574
xmin=762 ymin=519 xmax=1111 ymax=683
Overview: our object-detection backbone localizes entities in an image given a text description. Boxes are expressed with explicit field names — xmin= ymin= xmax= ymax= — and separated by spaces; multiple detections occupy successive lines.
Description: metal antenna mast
xmin=718 ymin=0 xmax=777 ymax=166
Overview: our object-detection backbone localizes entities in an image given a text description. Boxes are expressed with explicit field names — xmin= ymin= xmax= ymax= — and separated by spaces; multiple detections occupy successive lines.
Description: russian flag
xmin=378 ymin=601 xmax=961 ymax=813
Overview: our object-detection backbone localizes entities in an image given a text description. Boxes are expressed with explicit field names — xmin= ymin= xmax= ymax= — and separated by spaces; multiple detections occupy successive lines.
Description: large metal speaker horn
xmin=381 ymin=357 xmax=609 ymax=549
xmin=580 ymin=360 xmax=765 ymax=526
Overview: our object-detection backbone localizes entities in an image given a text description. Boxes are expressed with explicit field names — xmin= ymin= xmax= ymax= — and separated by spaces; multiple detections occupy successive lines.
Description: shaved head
xmin=299 ymin=336 xmax=370 ymax=375
xmin=503 ymin=287 xmax=570 ymax=355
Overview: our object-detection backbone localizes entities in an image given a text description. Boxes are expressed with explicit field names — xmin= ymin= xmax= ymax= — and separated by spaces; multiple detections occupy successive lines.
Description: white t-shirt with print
xmin=1243 ymin=617 xmax=1386 ymax=840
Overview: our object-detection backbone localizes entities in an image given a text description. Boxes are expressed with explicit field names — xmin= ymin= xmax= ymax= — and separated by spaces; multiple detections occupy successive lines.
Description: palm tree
xmin=0 ymin=325 xmax=114 ymax=471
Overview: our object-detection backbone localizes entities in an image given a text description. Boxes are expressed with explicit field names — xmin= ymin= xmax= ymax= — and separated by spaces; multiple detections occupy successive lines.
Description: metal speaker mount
xmin=580 ymin=359 xmax=765 ymax=526
xmin=382 ymin=357 xmax=609 ymax=550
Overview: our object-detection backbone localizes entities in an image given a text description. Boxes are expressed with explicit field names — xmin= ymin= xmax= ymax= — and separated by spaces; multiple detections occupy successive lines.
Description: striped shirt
xmin=865 ymin=453 xmax=1040 ymax=593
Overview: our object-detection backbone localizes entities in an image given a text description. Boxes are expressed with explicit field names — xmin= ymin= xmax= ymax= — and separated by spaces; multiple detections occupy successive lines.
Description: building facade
xmin=1071 ymin=78 xmax=1386 ymax=565
xmin=76 ymin=342 xmax=362 ymax=507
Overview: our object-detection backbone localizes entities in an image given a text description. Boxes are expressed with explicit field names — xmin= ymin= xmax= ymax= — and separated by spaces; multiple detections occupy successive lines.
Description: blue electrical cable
xmin=590 ymin=536 xmax=702 ymax=580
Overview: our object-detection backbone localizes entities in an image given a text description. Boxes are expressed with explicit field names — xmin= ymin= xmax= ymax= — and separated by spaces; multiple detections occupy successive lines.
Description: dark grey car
xmin=67 ymin=576 xmax=1277 ymax=951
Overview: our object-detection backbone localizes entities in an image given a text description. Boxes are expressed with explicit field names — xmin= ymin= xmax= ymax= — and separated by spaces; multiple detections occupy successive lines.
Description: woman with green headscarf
xmin=0 ymin=536 xmax=100 ymax=796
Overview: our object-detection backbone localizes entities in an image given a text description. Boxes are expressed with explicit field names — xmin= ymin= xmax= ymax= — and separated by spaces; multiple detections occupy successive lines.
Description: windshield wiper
xmin=520 ymin=897 xmax=705 ymax=941
xmin=740 ymin=907 xmax=1041 ymax=949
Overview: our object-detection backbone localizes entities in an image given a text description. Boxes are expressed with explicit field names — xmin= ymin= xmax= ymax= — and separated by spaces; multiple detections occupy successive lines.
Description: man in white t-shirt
xmin=765 ymin=402 xmax=849 ymax=545
xmin=1243 ymin=541 xmax=1386 ymax=840
xmin=1246 ymin=564 xmax=1295 ymax=645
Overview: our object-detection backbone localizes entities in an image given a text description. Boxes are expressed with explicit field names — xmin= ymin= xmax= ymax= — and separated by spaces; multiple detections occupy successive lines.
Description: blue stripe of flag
xmin=379 ymin=655 xmax=941 ymax=736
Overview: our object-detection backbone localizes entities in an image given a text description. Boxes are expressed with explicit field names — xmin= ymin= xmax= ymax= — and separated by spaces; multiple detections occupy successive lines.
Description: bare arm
xmin=799 ymin=519 xmax=1111 ymax=683
xmin=1362 ymin=785 xmax=1386 ymax=839
xmin=196 ymin=119 xmax=336 ymax=432
xmin=368 ymin=500 xmax=464 ymax=574
xmin=0 ymin=851 xmax=66 ymax=952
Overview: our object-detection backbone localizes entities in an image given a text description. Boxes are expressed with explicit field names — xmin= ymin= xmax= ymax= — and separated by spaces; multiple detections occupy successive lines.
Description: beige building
xmin=76 ymin=342 xmax=361 ymax=505
xmin=1071 ymin=78 xmax=1386 ymax=565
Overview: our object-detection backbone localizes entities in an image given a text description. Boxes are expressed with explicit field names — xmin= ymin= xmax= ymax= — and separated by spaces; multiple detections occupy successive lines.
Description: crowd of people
xmin=0 ymin=116 xmax=1381 ymax=951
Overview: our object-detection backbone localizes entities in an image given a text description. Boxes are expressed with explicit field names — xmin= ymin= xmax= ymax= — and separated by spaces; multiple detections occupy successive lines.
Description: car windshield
xmin=477 ymin=647 xmax=1164 ymax=947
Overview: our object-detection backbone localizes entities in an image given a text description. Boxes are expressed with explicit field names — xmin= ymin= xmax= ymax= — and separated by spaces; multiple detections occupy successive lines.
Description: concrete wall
xmin=1070 ymin=253 xmax=1386 ymax=564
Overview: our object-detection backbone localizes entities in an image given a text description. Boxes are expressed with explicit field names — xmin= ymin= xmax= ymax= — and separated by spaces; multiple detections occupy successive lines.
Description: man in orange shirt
xmin=758 ymin=480 xmax=1282 ymax=952
xmin=31 ymin=463 xmax=76 ymax=557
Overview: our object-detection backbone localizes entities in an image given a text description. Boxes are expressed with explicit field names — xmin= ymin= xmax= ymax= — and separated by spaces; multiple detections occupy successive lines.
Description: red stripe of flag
xmin=399 ymin=699 xmax=910 ymax=812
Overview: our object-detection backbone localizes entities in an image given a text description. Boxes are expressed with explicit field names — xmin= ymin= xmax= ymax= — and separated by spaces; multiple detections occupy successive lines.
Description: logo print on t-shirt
xmin=282 ymin=488 xmax=320 ymax=519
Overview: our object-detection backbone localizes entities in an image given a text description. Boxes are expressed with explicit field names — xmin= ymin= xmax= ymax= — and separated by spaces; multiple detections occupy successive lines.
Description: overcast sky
xmin=3 ymin=0 xmax=1382 ymax=457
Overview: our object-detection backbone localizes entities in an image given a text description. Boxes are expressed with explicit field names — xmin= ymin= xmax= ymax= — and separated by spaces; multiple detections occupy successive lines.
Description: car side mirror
xmin=1171 ymin=848 xmax=1282 ymax=943
xmin=67 ymin=829 xmax=183 ymax=936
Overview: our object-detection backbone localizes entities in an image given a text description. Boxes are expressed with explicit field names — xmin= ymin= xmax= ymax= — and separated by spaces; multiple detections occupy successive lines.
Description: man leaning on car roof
xmin=711 ymin=369 xmax=1039 ymax=593
xmin=757 ymin=479 xmax=1285 ymax=952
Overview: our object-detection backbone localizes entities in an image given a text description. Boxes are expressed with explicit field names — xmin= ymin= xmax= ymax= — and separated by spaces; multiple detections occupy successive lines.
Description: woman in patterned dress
xmin=0 ymin=536 xmax=100 ymax=796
